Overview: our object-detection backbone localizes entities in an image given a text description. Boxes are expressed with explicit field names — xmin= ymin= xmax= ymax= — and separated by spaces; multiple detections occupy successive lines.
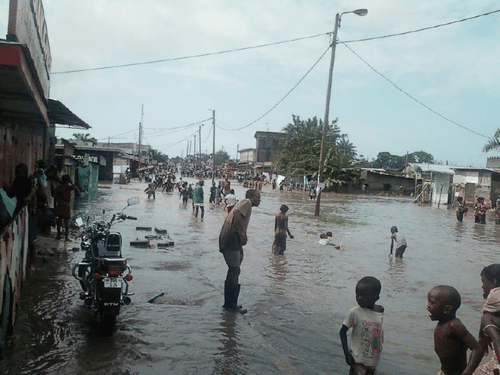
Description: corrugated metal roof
xmin=408 ymin=163 xmax=455 ymax=175
xmin=48 ymin=99 xmax=90 ymax=129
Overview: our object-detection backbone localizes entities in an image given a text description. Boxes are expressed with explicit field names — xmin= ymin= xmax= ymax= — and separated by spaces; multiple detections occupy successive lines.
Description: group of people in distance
xmin=338 ymin=266 xmax=500 ymax=375
xmin=456 ymin=196 xmax=500 ymax=225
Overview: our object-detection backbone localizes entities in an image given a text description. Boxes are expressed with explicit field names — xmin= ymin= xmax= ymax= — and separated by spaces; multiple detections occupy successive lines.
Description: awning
xmin=48 ymin=99 xmax=90 ymax=129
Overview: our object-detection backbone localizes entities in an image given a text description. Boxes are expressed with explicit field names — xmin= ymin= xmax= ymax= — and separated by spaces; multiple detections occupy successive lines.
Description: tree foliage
xmin=278 ymin=115 xmax=360 ymax=187
xmin=72 ymin=133 xmax=97 ymax=146
xmin=483 ymin=128 xmax=500 ymax=153
xmin=371 ymin=150 xmax=435 ymax=170
xmin=150 ymin=149 xmax=168 ymax=163
xmin=214 ymin=149 xmax=230 ymax=166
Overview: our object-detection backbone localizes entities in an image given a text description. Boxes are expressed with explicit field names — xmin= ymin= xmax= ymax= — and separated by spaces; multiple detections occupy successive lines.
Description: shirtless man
xmin=272 ymin=204 xmax=293 ymax=255
xmin=427 ymin=285 xmax=482 ymax=375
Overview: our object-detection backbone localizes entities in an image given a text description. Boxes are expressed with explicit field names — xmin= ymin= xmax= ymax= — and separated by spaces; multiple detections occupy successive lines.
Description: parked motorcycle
xmin=72 ymin=197 xmax=139 ymax=336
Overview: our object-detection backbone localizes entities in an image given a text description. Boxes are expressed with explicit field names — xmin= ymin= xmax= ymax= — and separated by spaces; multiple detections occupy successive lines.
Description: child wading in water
xmin=427 ymin=285 xmax=482 ymax=375
xmin=340 ymin=276 xmax=384 ymax=375
xmin=390 ymin=226 xmax=407 ymax=258
xmin=475 ymin=264 xmax=500 ymax=374
xmin=456 ymin=197 xmax=468 ymax=222
xmin=272 ymin=204 xmax=293 ymax=255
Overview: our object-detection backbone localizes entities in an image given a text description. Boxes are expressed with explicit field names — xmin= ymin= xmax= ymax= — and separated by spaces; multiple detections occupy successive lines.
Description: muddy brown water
xmin=1 ymin=180 xmax=499 ymax=374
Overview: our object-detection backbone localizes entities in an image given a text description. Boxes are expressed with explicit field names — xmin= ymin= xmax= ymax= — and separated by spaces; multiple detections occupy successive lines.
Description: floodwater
xmin=1 ymin=179 xmax=500 ymax=375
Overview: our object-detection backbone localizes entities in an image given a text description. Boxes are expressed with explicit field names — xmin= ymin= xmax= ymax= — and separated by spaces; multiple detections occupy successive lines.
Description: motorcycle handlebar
xmin=126 ymin=216 xmax=137 ymax=220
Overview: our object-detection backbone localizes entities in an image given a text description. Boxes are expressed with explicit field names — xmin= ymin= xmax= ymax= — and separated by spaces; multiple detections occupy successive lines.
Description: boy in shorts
xmin=340 ymin=276 xmax=384 ymax=375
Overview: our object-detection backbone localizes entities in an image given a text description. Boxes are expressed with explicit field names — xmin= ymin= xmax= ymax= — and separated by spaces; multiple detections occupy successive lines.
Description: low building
xmin=360 ymin=168 xmax=417 ymax=195
xmin=452 ymin=167 xmax=500 ymax=205
xmin=403 ymin=163 xmax=455 ymax=205
xmin=254 ymin=131 xmax=286 ymax=163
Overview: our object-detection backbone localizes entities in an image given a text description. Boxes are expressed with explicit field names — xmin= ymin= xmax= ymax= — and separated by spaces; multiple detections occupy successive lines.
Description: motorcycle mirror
xmin=127 ymin=197 xmax=140 ymax=206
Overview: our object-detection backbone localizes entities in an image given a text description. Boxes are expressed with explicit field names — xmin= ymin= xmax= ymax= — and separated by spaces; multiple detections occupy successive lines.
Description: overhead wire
xmin=339 ymin=41 xmax=490 ymax=139
xmin=216 ymin=45 xmax=331 ymax=131
xmin=216 ymin=9 xmax=499 ymax=136
xmin=343 ymin=9 xmax=500 ymax=44
xmin=50 ymin=10 xmax=499 ymax=75
xmin=203 ymin=125 xmax=212 ymax=143
xmin=56 ymin=9 xmax=499 ymax=140
xmin=51 ymin=33 xmax=329 ymax=74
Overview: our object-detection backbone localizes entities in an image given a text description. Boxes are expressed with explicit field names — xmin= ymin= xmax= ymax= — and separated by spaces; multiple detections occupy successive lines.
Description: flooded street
xmin=2 ymin=179 xmax=500 ymax=375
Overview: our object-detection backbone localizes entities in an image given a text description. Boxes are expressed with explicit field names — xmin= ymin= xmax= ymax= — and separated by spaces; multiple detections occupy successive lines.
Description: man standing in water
xmin=219 ymin=189 xmax=261 ymax=314
xmin=272 ymin=204 xmax=293 ymax=255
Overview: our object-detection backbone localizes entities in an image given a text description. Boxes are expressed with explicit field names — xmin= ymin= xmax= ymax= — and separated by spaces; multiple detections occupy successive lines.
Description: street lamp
xmin=314 ymin=8 xmax=368 ymax=216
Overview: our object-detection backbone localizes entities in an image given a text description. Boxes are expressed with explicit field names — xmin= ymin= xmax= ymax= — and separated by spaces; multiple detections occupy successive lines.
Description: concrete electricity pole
xmin=314 ymin=9 xmax=368 ymax=216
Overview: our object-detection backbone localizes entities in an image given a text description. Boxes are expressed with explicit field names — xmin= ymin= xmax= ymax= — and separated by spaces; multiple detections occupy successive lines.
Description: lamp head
xmin=353 ymin=9 xmax=368 ymax=16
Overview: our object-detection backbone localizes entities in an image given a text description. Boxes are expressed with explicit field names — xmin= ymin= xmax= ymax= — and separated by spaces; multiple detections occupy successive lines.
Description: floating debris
xmin=157 ymin=242 xmax=175 ymax=248
xmin=155 ymin=227 xmax=168 ymax=235
xmin=130 ymin=240 xmax=149 ymax=248
xmin=136 ymin=226 xmax=152 ymax=231
xmin=147 ymin=292 xmax=165 ymax=304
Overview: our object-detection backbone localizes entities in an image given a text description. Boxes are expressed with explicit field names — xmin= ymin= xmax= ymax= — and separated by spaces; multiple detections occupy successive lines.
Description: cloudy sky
xmin=2 ymin=0 xmax=499 ymax=166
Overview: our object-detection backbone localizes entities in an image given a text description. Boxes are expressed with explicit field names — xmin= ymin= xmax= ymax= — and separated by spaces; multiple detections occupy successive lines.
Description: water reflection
xmin=268 ymin=255 xmax=289 ymax=296
xmin=214 ymin=314 xmax=245 ymax=375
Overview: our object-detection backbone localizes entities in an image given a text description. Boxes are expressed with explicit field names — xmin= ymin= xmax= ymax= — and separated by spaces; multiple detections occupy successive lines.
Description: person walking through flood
xmin=192 ymin=180 xmax=205 ymax=218
xmin=219 ymin=189 xmax=261 ymax=314
xmin=145 ymin=181 xmax=156 ymax=200
xmin=55 ymin=174 xmax=80 ymax=242
xmin=224 ymin=189 xmax=238 ymax=214
xmin=474 ymin=197 xmax=488 ymax=224
xmin=456 ymin=197 xmax=468 ymax=222
xmin=390 ymin=226 xmax=407 ymax=258
xmin=272 ymin=204 xmax=293 ymax=255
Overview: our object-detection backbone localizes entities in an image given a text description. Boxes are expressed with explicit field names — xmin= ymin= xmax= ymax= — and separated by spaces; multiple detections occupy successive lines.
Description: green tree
xmin=483 ymin=128 xmax=500 ymax=153
xmin=150 ymin=149 xmax=168 ymax=163
xmin=336 ymin=134 xmax=357 ymax=159
xmin=278 ymin=115 xmax=359 ymax=188
xmin=214 ymin=149 xmax=230 ymax=166
xmin=371 ymin=150 xmax=435 ymax=169
xmin=411 ymin=150 xmax=434 ymax=163
xmin=72 ymin=133 xmax=97 ymax=145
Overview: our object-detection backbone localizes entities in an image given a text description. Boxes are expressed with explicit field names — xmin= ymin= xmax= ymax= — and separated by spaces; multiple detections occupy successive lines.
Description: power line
xmin=164 ymin=130 xmax=199 ymax=150
xmin=144 ymin=117 xmax=211 ymax=131
xmin=217 ymin=45 xmax=331 ymax=132
xmin=203 ymin=125 xmax=212 ymax=143
xmin=51 ymin=33 xmax=329 ymax=74
xmin=343 ymin=9 xmax=500 ymax=44
xmin=340 ymin=41 xmax=490 ymax=139
xmin=50 ymin=9 xmax=499 ymax=75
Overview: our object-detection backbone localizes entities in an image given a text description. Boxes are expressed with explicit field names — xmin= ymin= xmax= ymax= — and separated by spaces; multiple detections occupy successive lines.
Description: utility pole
xmin=199 ymin=125 xmax=202 ymax=170
xmin=194 ymin=135 xmax=196 ymax=168
xmin=314 ymin=13 xmax=339 ymax=217
xmin=314 ymin=9 xmax=367 ymax=216
xmin=138 ymin=104 xmax=144 ymax=166
xmin=212 ymin=110 xmax=215 ymax=183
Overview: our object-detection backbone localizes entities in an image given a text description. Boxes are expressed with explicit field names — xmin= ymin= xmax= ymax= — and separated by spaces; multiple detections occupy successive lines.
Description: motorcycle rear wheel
xmin=100 ymin=312 xmax=117 ymax=337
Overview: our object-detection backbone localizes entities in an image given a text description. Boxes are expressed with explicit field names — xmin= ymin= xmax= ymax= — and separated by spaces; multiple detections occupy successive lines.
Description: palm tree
xmin=73 ymin=133 xmax=98 ymax=146
xmin=483 ymin=129 xmax=500 ymax=152
xmin=336 ymin=134 xmax=357 ymax=158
